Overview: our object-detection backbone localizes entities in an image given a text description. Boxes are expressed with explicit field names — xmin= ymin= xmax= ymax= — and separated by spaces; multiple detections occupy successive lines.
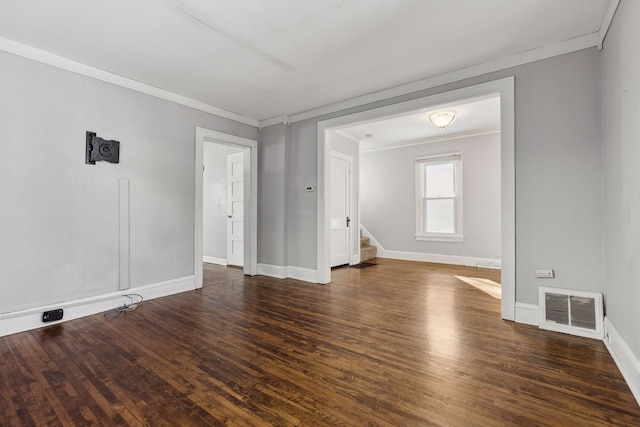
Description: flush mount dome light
xmin=428 ymin=110 xmax=457 ymax=129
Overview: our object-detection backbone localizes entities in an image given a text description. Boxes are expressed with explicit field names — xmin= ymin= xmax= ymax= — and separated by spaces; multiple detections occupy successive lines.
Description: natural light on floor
xmin=454 ymin=275 xmax=501 ymax=299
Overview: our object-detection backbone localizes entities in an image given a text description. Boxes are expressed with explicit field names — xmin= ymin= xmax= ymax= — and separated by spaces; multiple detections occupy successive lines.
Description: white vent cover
xmin=538 ymin=287 xmax=603 ymax=339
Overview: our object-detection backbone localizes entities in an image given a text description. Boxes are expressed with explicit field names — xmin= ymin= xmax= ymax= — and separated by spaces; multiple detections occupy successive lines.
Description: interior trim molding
xmin=333 ymin=129 xmax=361 ymax=143
xmin=257 ymin=263 xmax=288 ymax=279
xmin=203 ymin=256 xmax=227 ymax=266
xmin=287 ymin=266 xmax=319 ymax=283
xmin=195 ymin=128 xmax=258 ymax=288
xmin=257 ymin=264 xmax=319 ymax=283
xmin=603 ymin=317 xmax=640 ymax=406
xmin=515 ymin=303 xmax=539 ymax=326
xmin=598 ymin=0 xmax=621 ymax=49
xmin=260 ymin=33 xmax=597 ymax=127
xmin=360 ymin=129 xmax=500 ymax=153
xmin=363 ymin=224 xmax=501 ymax=269
xmin=379 ymin=250 xmax=501 ymax=270
xmin=0 ymin=36 xmax=258 ymax=127
xmin=0 ymin=276 xmax=196 ymax=338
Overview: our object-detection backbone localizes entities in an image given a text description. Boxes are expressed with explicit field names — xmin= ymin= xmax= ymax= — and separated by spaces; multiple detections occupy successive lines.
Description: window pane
xmin=425 ymin=162 xmax=454 ymax=197
xmin=425 ymin=199 xmax=454 ymax=233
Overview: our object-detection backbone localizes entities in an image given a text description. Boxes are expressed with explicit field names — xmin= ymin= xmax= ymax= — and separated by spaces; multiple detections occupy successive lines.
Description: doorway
xmin=330 ymin=150 xmax=352 ymax=267
xmin=195 ymin=128 xmax=258 ymax=288
xmin=317 ymin=78 xmax=515 ymax=321
xmin=201 ymin=143 xmax=245 ymax=267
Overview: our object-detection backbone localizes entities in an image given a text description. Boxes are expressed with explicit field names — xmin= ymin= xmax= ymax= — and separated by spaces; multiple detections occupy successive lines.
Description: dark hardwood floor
xmin=1 ymin=259 xmax=639 ymax=426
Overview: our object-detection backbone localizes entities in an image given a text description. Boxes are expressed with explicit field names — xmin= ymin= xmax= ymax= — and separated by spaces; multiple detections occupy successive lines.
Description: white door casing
xmin=330 ymin=152 xmax=351 ymax=267
xmin=227 ymin=152 xmax=244 ymax=266
xmin=195 ymin=127 xmax=257 ymax=289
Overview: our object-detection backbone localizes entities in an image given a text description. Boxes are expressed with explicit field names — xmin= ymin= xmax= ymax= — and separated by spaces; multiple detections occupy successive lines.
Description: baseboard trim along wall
xmin=256 ymin=263 xmax=287 ymax=279
xmin=511 ymin=308 xmax=640 ymax=406
xmin=603 ymin=317 xmax=640 ymax=406
xmin=203 ymin=256 xmax=227 ymax=266
xmin=514 ymin=302 xmax=539 ymax=326
xmin=359 ymin=226 xmax=501 ymax=269
xmin=379 ymin=250 xmax=501 ymax=269
xmin=0 ymin=276 xmax=196 ymax=338
xmin=257 ymin=264 xmax=319 ymax=283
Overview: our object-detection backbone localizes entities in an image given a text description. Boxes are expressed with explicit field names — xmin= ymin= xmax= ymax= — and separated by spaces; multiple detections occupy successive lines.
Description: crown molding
xmin=333 ymin=129 xmax=361 ymax=143
xmin=259 ymin=32 xmax=598 ymax=127
xmin=597 ymin=0 xmax=621 ymax=50
xmin=259 ymin=115 xmax=289 ymax=129
xmin=0 ymin=30 xmax=601 ymax=131
xmin=0 ymin=36 xmax=259 ymax=127
xmin=359 ymin=129 xmax=500 ymax=153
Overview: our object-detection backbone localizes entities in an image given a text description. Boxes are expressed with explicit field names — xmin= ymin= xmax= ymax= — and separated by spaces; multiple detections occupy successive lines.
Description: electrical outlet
xmin=43 ymin=309 xmax=64 ymax=322
xmin=535 ymin=269 xmax=555 ymax=279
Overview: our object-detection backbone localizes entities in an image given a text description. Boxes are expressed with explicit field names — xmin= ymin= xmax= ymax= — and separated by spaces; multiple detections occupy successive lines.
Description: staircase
xmin=360 ymin=230 xmax=377 ymax=263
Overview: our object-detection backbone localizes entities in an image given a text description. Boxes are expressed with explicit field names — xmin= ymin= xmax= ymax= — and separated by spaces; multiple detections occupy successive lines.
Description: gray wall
xmin=203 ymin=143 xmax=243 ymax=260
xmin=601 ymin=0 xmax=640 ymax=359
xmin=287 ymin=121 xmax=319 ymax=269
xmin=0 ymin=51 xmax=257 ymax=314
xmin=258 ymin=124 xmax=288 ymax=266
xmin=262 ymin=47 xmax=602 ymax=305
xmin=330 ymin=132 xmax=360 ymax=260
xmin=360 ymin=133 xmax=500 ymax=260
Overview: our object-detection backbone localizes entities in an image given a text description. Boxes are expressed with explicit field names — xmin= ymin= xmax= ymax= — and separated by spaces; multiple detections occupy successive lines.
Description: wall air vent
xmin=538 ymin=287 xmax=603 ymax=340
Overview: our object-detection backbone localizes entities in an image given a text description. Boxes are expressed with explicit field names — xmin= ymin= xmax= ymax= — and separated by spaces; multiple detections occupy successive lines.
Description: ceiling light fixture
xmin=429 ymin=110 xmax=457 ymax=129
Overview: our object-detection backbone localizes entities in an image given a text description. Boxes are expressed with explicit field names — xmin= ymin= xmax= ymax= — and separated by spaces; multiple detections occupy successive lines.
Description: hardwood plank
xmin=1 ymin=259 xmax=639 ymax=426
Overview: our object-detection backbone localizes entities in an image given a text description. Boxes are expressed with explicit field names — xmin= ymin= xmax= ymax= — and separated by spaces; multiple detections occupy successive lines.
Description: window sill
xmin=415 ymin=234 xmax=464 ymax=243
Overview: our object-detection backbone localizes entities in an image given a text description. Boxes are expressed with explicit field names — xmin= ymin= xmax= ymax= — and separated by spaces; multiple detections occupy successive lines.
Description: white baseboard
xmin=510 ymin=309 xmax=640 ymax=406
xmin=360 ymin=225 xmax=500 ymax=269
xmin=203 ymin=256 xmax=227 ymax=266
xmin=515 ymin=302 xmax=539 ymax=326
xmin=257 ymin=263 xmax=319 ymax=283
xmin=0 ymin=276 xmax=196 ymax=338
xmin=603 ymin=317 xmax=640 ymax=406
xmin=257 ymin=263 xmax=288 ymax=279
xmin=287 ymin=266 xmax=319 ymax=283
xmin=380 ymin=250 xmax=501 ymax=269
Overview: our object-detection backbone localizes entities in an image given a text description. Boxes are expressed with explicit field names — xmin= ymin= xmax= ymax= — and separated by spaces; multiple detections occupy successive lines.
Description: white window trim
xmin=414 ymin=152 xmax=463 ymax=242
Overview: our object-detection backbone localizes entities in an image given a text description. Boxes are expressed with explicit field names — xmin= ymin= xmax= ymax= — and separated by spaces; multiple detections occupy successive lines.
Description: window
xmin=415 ymin=153 xmax=463 ymax=242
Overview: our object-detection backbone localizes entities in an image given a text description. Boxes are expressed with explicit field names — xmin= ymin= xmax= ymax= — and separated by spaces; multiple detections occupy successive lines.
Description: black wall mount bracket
xmin=86 ymin=131 xmax=120 ymax=164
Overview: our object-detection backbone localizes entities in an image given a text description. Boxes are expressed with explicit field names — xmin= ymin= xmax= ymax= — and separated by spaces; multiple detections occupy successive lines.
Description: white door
xmin=330 ymin=152 xmax=351 ymax=267
xmin=227 ymin=152 xmax=244 ymax=266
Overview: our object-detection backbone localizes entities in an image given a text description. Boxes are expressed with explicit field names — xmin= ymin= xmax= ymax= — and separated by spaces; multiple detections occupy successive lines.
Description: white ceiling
xmin=340 ymin=96 xmax=501 ymax=152
xmin=0 ymin=0 xmax=611 ymax=121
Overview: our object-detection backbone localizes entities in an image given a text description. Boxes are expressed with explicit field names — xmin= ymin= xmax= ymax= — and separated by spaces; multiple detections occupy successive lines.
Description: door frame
xmin=330 ymin=150 xmax=354 ymax=267
xmin=195 ymin=127 xmax=258 ymax=288
xmin=317 ymin=77 xmax=515 ymax=321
